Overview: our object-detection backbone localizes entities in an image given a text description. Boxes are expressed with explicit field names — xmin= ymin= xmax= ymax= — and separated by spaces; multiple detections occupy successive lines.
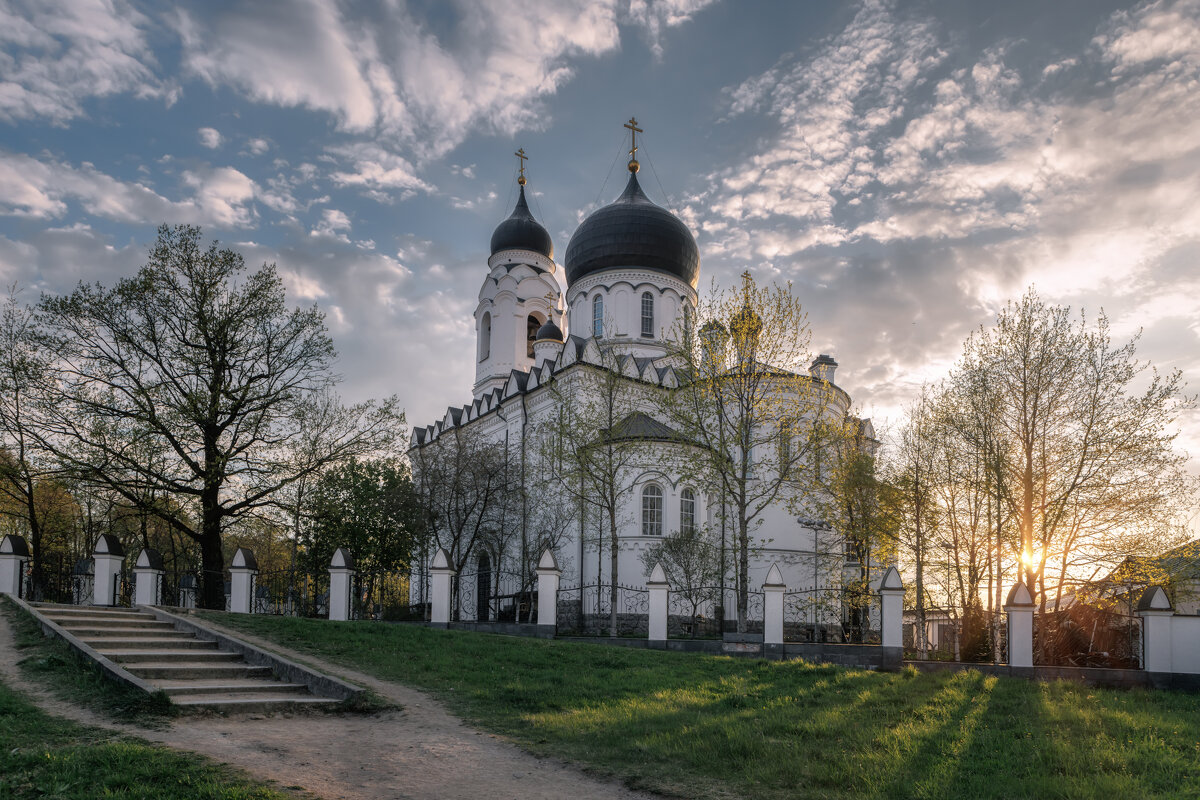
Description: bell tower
xmin=474 ymin=149 xmax=564 ymax=398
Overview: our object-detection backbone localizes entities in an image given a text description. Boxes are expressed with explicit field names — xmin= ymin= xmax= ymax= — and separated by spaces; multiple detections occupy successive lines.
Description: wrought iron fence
xmin=783 ymin=589 xmax=845 ymax=642
xmin=1035 ymin=606 xmax=1142 ymax=668
xmin=554 ymin=584 xmax=649 ymax=636
xmin=667 ymin=586 xmax=722 ymax=638
xmin=456 ymin=570 xmax=536 ymax=623
xmin=252 ymin=570 xmax=329 ymax=618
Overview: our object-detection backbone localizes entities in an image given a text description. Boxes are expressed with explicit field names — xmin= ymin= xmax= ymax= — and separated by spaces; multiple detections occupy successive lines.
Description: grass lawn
xmin=0 ymin=672 xmax=295 ymax=800
xmin=203 ymin=612 xmax=1200 ymax=800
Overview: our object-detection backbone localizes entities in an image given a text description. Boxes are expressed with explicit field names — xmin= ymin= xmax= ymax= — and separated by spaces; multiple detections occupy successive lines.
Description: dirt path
xmin=0 ymin=611 xmax=658 ymax=800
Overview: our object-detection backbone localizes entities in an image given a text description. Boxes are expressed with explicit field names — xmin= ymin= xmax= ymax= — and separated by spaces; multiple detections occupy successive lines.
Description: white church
xmin=409 ymin=127 xmax=880 ymax=637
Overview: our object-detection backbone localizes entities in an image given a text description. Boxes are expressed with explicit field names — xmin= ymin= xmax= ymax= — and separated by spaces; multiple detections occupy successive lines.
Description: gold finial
xmin=624 ymin=117 xmax=643 ymax=173
xmin=515 ymin=147 xmax=528 ymax=185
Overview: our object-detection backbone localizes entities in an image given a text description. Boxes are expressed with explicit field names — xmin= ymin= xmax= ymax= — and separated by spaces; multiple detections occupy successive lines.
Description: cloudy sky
xmin=2 ymin=0 xmax=1198 ymax=472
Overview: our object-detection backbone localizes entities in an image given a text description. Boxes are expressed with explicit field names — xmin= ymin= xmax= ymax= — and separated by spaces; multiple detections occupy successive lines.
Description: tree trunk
xmin=737 ymin=512 xmax=749 ymax=634
xmin=608 ymin=503 xmax=618 ymax=637
xmin=199 ymin=523 xmax=224 ymax=610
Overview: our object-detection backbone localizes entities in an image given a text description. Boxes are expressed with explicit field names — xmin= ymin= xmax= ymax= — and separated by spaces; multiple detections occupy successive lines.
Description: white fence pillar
xmin=878 ymin=566 xmax=905 ymax=650
xmin=228 ymin=547 xmax=258 ymax=614
xmin=429 ymin=548 xmax=455 ymax=626
xmin=1004 ymin=582 xmax=1035 ymax=668
xmin=91 ymin=535 xmax=125 ymax=607
xmin=132 ymin=548 xmax=164 ymax=606
xmin=763 ymin=564 xmax=785 ymax=646
xmin=536 ymin=549 xmax=561 ymax=630
xmin=1138 ymin=586 xmax=1174 ymax=673
xmin=328 ymin=547 xmax=356 ymax=621
xmin=0 ymin=534 xmax=30 ymax=597
xmin=647 ymin=563 xmax=669 ymax=642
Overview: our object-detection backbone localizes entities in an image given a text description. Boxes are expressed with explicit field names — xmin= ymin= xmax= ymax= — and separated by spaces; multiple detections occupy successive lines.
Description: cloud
xmin=311 ymin=208 xmax=351 ymax=239
xmin=0 ymin=0 xmax=172 ymax=123
xmin=169 ymin=0 xmax=711 ymax=170
xmin=246 ymin=138 xmax=270 ymax=156
xmin=693 ymin=0 xmax=1200 ymax=443
xmin=197 ymin=126 xmax=222 ymax=149
xmin=0 ymin=151 xmax=262 ymax=229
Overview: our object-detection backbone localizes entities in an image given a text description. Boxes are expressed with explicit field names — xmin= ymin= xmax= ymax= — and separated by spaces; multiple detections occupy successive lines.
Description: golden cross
xmin=624 ymin=117 xmax=643 ymax=162
xmin=514 ymin=147 xmax=528 ymax=185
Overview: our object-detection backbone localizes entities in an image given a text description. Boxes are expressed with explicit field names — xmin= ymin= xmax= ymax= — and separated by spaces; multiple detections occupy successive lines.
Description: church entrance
xmin=476 ymin=552 xmax=491 ymax=622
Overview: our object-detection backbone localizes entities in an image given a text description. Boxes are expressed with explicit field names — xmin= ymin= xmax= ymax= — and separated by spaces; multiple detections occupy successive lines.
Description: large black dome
xmin=564 ymin=172 xmax=699 ymax=288
xmin=490 ymin=185 xmax=553 ymax=259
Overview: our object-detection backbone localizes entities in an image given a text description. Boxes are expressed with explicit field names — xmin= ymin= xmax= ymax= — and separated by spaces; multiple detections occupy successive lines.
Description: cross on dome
xmin=624 ymin=116 xmax=642 ymax=173
xmin=515 ymin=147 xmax=528 ymax=185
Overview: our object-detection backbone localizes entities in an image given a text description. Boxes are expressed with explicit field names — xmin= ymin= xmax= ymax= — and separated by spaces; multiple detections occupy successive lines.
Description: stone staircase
xmin=29 ymin=603 xmax=342 ymax=712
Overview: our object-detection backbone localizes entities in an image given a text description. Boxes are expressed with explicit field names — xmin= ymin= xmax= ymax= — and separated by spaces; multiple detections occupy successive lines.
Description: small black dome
xmin=564 ymin=171 xmax=699 ymax=288
xmin=490 ymin=185 xmax=553 ymax=259
xmin=535 ymin=318 xmax=564 ymax=342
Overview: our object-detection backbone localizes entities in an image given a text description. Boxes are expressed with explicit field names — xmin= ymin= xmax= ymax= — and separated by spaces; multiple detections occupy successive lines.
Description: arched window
xmin=680 ymin=488 xmax=696 ymax=535
xmin=641 ymin=292 xmax=654 ymax=337
xmin=641 ymin=484 xmax=663 ymax=536
xmin=480 ymin=312 xmax=491 ymax=361
xmin=526 ymin=314 xmax=541 ymax=358
xmin=592 ymin=294 xmax=604 ymax=338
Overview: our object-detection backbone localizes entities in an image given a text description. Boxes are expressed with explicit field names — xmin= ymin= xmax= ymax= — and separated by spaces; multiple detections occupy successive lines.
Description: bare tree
xmin=954 ymin=289 xmax=1195 ymax=611
xmin=539 ymin=343 xmax=645 ymax=637
xmin=35 ymin=225 xmax=400 ymax=608
xmin=665 ymin=272 xmax=838 ymax=632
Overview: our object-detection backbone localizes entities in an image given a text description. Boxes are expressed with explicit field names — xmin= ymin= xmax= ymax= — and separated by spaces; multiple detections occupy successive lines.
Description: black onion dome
xmin=535 ymin=318 xmax=564 ymax=342
xmin=490 ymin=185 xmax=553 ymax=259
xmin=564 ymin=171 xmax=699 ymax=288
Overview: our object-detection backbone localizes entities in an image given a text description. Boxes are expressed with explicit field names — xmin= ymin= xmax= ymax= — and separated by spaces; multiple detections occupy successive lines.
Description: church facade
xmin=409 ymin=137 xmax=880 ymax=634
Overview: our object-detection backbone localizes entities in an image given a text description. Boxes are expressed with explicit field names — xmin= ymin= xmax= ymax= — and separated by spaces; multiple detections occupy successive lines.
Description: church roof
xmin=490 ymin=185 xmax=553 ymax=259
xmin=563 ymin=171 xmax=699 ymax=288
xmin=601 ymin=412 xmax=688 ymax=444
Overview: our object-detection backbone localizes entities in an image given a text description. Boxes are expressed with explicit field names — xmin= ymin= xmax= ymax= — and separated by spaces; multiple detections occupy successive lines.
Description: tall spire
xmin=624 ymin=116 xmax=642 ymax=173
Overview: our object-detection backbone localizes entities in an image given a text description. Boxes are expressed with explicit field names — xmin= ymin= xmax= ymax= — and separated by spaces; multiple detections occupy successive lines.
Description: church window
xmin=592 ymin=294 xmax=604 ymax=338
xmin=641 ymin=292 xmax=654 ymax=337
xmin=527 ymin=314 xmax=540 ymax=358
xmin=680 ymin=488 xmax=696 ymax=535
xmin=480 ymin=312 xmax=491 ymax=361
xmin=641 ymin=484 xmax=663 ymax=536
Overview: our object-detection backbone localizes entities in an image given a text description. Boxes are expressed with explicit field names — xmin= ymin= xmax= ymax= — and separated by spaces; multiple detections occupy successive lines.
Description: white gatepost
xmin=763 ymin=564 xmax=785 ymax=647
xmin=1138 ymin=586 xmax=1174 ymax=673
xmin=91 ymin=535 xmax=125 ymax=607
xmin=429 ymin=548 xmax=455 ymax=626
xmin=536 ymin=549 xmax=561 ymax=631
xmin=132 ymin=548 xmax=164 ymax=606
xmin=878 ymin=566 xmax=905 ymax=650
xmin=228 ymin=547 xmax=258 ymax=614
xmin=328 ymin=547 xmax=356 ymax=621
xmin=0 ymin=534 xmax=30 ymax=597
xmin=647 ymin=563 xmax=669 ymax=642
xmin=1004 ymin=582 xmax=1035 ymax=668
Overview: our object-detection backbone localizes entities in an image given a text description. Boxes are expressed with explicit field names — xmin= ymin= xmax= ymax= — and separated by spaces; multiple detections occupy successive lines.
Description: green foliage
xmin=210 ymin=612 xmax=1200 ymax=800
xmin=300 ymin=457 xmax=421 ymax=576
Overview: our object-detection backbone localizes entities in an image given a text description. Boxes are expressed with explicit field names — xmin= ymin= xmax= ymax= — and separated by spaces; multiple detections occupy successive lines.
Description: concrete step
xmin=124 ymin=663 xmax=275 ymax=681
xmin=56 ymin=618 xmax=177 ymax=631
xmin=98 ymin=649 xmax=242 ymax=664
xmin=151 ymin=680 xmax=312 ymax=698
xmin=63 ymin=625 xmax=187 ymax=637
xmin=30 ymin=603 xmax=142 ymax=613
xmin=43 ymin=614 xmax=160 ymax=623
xmin=172 ymin=695 xmax=342 ymax=713
xmin=79 ymin=636 xmax=216 ymax=650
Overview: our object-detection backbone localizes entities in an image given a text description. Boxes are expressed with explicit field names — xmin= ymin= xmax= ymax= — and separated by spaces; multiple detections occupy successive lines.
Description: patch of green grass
xmin=1 ymin=599 xmax=175 ymax=725
xmin=0 ymin=675 xmax=296 ymax=800
xmin=205 ymin=612 xmax=1200 ymax=800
